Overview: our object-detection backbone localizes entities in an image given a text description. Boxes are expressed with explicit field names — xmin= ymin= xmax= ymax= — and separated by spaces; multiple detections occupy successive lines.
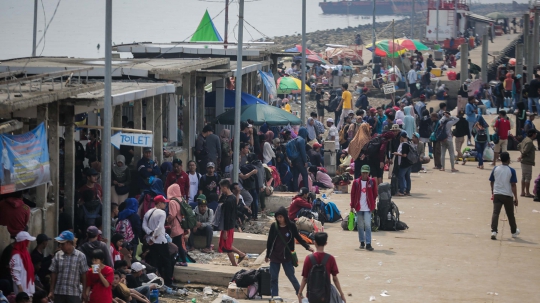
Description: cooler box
xmin=431 ymin=68 xmax=442 ymax=77
xmin=447 ymin=71 xmax=457 ymax=80
xmin=434 ymin=50 xmax=444 ymax=61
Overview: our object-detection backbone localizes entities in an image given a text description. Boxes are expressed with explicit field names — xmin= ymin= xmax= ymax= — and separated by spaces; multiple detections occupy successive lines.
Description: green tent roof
xmin=190 ymin=10 xmax=223 ymax=42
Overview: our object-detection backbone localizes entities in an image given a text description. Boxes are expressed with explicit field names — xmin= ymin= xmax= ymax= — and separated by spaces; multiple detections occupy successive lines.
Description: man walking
xmin=518 ymin=129 xmax=536 ymax=197
xmin=489 ymin=152 xmax=520 ymax=240
xmin=439 ymin=112 xmax=460 ymax=172
xmin=142 ymin=195 xmax=173 ymax=286
xmin=218 ymin=180 xmax=247 ymax=266
xmin=350 ymin=165 xmax=378 ymax=251
xmin=492 ymin=110 xmax=511 ymax=166
xmin=337 ymin=83 xmax=352 ymax=129
xmin=48 ymin=231 xmax=88 ymax=303
xmin=407 ymin=65 xmax=418 ymax=97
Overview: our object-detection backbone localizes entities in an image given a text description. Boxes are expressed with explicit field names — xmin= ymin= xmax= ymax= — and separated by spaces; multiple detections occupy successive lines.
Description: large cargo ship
xmin=319 ymin=0 xmax=428 ymax=15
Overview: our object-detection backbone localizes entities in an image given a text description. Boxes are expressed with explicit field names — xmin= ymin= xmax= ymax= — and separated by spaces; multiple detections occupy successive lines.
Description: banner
xmin=0 ymin=123 xmax=50 ymax=193
xmin=259 ymin=70 xmax=277 ymax=100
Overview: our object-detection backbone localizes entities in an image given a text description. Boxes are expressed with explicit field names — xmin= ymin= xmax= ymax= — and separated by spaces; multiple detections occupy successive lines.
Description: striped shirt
xmin=49 ymin=249 xmax=88 ymax=296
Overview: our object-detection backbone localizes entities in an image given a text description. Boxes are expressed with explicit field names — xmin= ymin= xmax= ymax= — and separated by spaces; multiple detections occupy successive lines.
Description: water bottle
xmin=149 ymin=289 xmax=159 ymax=303
xmin=387 ymin=212 xmax=391 ymax=221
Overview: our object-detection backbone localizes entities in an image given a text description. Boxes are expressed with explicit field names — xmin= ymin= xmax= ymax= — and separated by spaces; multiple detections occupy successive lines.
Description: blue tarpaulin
xmin=205 ymin=89 xmax=268 ymax=107
xmin=259 ymin=70 xmax=277 ymax=99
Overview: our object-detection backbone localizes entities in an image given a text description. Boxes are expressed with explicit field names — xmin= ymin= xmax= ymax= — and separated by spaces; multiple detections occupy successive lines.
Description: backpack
xmin=212 ymin=203 xmax=224 ymax=231
xmin=405 ymin=142 xmax=419 ymax=164
xmin=435 ymin=120 xmax=449 ymax=142
xmin=371 ymin=209 xmax=380 ymax=232
xmin=327 ymin=96 xmax=340 ymax=113
xmin=377 ymin=200 xmax=408 ymax=231
xmin=286 ymin=138 xmax=300 ymax=160
xmin=231 ymin=269 xmax=259 ymax=288
xmin=171 ymin=198 xmax=197 ymax=230
xmin=324 ymin=202 xmax=342 ymax=223
xmin=338 ymin=127 xmax=347 ymax=145
xmin=307 ymin=254 xmax=332 ymax=303
xmin=81 ymin=200 xmax=102 ymax=229
xmin=364 ymin=136 xmax=383 ymax=157
xmin=115 ymin=219 xmax=135 ymax=242
xmin=297 ymin=209 xmax=314 ymax=219
xmin=311 ymin=198 xmax=328 ymax=223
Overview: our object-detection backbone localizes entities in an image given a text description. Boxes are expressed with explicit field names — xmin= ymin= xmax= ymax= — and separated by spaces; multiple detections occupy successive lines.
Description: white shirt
xmin=396 ymin=110 xmax=405 ymax=121
xmin=407 ymin=69 xmax=417 ymax=84
xmin=10 ymin=254 xmax=35 ymax=296
xmin=327 ymin=125 xmax=339 ymax=150
xmin=489 ymin=165 xmax=518 ymax=197
xmin=188 ymin=172 xmax=199 ymax=204
xmin=142 ymin=208 xmax=167 ymax=244
xmin=359 ymin=180 xmax=369 ymax=211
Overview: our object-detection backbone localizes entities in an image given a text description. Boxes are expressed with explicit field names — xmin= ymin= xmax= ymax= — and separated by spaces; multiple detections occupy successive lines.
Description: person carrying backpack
xmin=297 ymin=232 xmax=346 ymax=303
xmin=350 ymin=165 xmax=378 ymax=251
xmin=287 ymin=128 xmax=309 ymax=192
xmin=393 ymin=132 xmax=415 ymax=196
xmin=166 ymin=184 xmax=189 ymax=267
xmin=116 ymin=198 xmax=141 ymax=247
xmin=264 ymin=207 xmax=314 ymax=298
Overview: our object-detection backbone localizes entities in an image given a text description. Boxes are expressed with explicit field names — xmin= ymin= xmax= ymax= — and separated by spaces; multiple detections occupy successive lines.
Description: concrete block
xmin=265 ymin=192 xmax=293 ymax=213
xmin=174 ymin=263 xmax=238 ymax=286
xmin=192 ymin=233 xmax=267 ymax=254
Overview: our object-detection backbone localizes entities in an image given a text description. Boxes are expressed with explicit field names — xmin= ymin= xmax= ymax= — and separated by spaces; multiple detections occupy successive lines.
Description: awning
xmin=467 ymin=13 xmax=494 ymax=24
xmin=205 ymin=89 xmax=268 ymax=107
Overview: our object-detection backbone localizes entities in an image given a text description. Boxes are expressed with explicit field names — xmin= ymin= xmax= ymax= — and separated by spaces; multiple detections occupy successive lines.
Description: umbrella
xmin=395 ymin=38 xmax=430 ymax=51
xmin=205 ymin=89 xmax=268 ymax=107
xmin=293 ymin=54 xmax=328 ymax=64
xmin=284 ymin=45 xmax=317 ymax=55
xmin=365 ymin=40 xmax=406 ymax=58
xmin=486 ymin=12 xmax=507 ymax=20
xmin=277 ymin=77 xmax=312 ymax=94
xmin=214 ymin=104 xmax=302 ymax=126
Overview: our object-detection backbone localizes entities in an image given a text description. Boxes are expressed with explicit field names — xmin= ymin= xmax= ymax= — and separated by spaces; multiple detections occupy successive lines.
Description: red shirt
xmin=288 ymin=196 xmax=312 ymax=220
xmin=86 ymin=265 xmax=113 ymax=303
xmin=301 ymin=252 xmax=339 ymax=278
xmin=164 ymin=171 xmax=190 ymax=198
xmin=494 ymin=118 xmax=511 ymax=140
xmin=78 ymin=183 xmax=103 ymax=201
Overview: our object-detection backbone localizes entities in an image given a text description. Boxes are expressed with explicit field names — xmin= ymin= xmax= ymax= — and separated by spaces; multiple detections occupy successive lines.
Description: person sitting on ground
xmin=188 ymin=197 xmax=215 ymax=253
xmin=125 ymin=262 xmax=155 ymax=299
xmin=308 ymin=166 xmax=333 ymax=189
xmin=308 ymin=143 xmax=324 ymax=167
xmin=288 ymin=187 xmax=312 ymax=220
xmin=112 ymin=271 xmax=132 ymax=303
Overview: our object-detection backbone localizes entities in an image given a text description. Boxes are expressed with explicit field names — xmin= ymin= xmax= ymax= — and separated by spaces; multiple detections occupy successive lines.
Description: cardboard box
xmin=431 ymin=68 xmax=442 ymax=77
xmin=335 ymin=184 xmax=349 ymax=193
xmin=227 ymin=284 xmax=248 ymax=299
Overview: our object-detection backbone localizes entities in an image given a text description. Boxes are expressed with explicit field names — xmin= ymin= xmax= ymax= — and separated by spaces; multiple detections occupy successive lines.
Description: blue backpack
xmin=324 ymin=202 xmax=342 ymax=222
xmin=286 ymin=138 xmax=300 ymax=160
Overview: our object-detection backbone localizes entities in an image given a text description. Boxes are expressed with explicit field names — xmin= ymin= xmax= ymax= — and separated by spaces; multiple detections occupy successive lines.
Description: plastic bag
xmin=348 ymin=211 xmax=356 ymax=231
xmin=483 ymin=147 xmax=494 ymax=162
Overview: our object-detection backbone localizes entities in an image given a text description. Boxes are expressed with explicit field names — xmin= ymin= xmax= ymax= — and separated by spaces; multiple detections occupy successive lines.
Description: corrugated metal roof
xmin=467 ymin=13 xmax=494 ymax=24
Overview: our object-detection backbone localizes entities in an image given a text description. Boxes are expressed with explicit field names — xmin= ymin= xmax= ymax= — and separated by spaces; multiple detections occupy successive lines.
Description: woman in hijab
xmin=263 ymin=131 xmax=276 ymax=165
xmin=167 ymin=184 xmax=189 ymax=266
xmin=117 ymin=198 xmax=141 ymax=246
xmin=111 ymin=155 xmax=131 ymax=204
xmin=137 ymin=178 xmax=166 ymax=220
xmin=220 ymin=129 xmax=232 ymax=173
xmin=403 ymin=106 xmax=416 ymax=139
xmin=473 ymin=113 xmax=490 ymax=170
xmin=348 ymin=123 xmax=372 ymax=179
xmin=10 ymin=231 xmax=35 ymax=296
xmin=306 ymin=117 xmax=317 ymax=142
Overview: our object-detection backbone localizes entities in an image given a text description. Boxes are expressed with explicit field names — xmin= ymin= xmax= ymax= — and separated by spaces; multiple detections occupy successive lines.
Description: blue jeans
xmin=250 ymin=189 xmax=259 ymax=219
xmin=528 ymin=97 xmax=539 ymax=112
xmin=135 ymin=285 xmax=151 ymax=299
xmin=397 ymin=166 xmax=412 ymax=194
xmin=292 ymin=161 xmax=308 ymax=192
xmin=475 ymin=141 xmax=487 ymax=166
xmin=270 ymin=261 xmax=300 ymax=297
xmin=356 ymin=211 xmax=372 ymax=244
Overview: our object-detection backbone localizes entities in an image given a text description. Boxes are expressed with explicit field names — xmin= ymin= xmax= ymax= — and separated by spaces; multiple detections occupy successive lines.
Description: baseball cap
xmin=326 ymin=118 xmax=334 ymax=123
xmin=153 ymin=195 xmax=169 ymax=204
xmin=55 ymin=230 xmax=75 ymax=243
xmin=370 ymin=108 xmax=377 ymax=113
xmin=86 ymin=226 xmax=102 ymax=237
xmin=299 ymin=187 xmax=310 ymax=196
xmin=414 ymin=132 xmax=420 ymax=138
xmin=207 ymin=162 xmax=215 ymax=168
xmin=197 ymin=194 xmax=207 ymax=203
xmin=36 ymin=234 xmax=52 ymax=245
xmin=312 ymin=142 xmax=322 ymax=149
xmin=86 ymin=168 xmax=99 ymax=176
xmin=143 ymin=147 xmax=152 ymax=153
xmin=131 ymin=262 xmax=146 ymax=272
xmin=15 ymin=231 xmax=36 ymax=242
xmin=361 ymin=165 xmax=370 ymax=173
xmin=396 ymin=119 xmax=403 ymax=125
xmin=400 ymin=131 xmax=409 ymax=138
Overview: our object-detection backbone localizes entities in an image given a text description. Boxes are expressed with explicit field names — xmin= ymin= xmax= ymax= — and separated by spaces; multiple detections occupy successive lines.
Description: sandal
xmin=237 ymin=254 xmax=247 ymax=263
xmin=451 ymin=169 xmax=459 ymax=172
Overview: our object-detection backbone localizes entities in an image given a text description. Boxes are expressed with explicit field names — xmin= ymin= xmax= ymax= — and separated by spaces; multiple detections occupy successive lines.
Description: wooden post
xmin=145 ymin=97 xmax=155 ymax=152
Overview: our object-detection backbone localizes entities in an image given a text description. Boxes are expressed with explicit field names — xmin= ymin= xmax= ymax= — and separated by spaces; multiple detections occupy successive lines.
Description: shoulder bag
xmin=274 ymin=223 xmax=298 ymax=267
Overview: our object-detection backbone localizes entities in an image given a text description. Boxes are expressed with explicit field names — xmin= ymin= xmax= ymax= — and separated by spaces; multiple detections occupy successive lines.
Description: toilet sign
xmin=383 ymin=84 xmax=396 ymax=94
xmin=111 ymin=132 xmax=153 ymax=149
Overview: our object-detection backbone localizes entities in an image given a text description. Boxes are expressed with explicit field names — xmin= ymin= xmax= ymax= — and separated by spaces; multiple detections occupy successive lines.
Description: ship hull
xmin=319 ymin=1 xmax=427 ymax=15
